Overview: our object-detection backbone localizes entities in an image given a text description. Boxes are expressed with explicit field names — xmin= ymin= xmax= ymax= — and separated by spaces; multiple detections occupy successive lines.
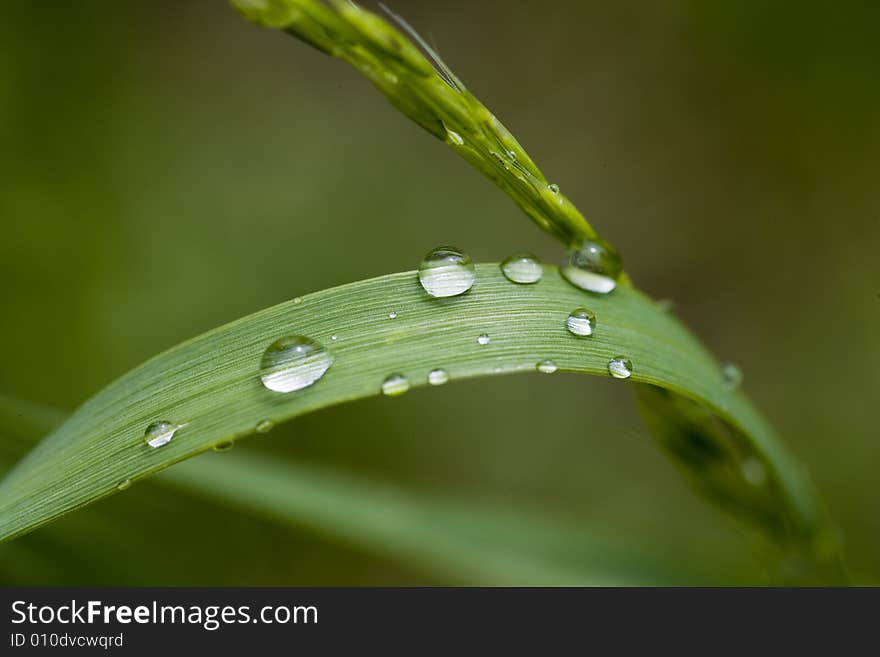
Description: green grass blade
xmin=231 ymin=0 xmax=597 ymax=247
xmin=0 ymin=264 xmax=843 ymax=581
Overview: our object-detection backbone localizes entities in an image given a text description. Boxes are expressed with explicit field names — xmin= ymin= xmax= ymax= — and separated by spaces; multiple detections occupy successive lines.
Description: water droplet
xmin=293 ymin=297 xmax=303 ymax=305
xmin=255 ymin=419 xmax=275 ymax=434
xmin=500 ymin=253 xmax=543 ymax=284
xmin=388 ymin=311 xmax=398 ymax=319
xmin=144 ymin=421 xmax=183 ymax=449
xmin=741 ymin=458 xmax=767 ymax=486
xmin=507 ymin=149 xmax=517 ymax=160
xmin=560 ymin=238 xmax=623 ymax=294
xmin=607 ymin=356 xmax=633 ymax=379
xmin=381 ymin=373 xmax=410 ymax=397
xmin=721 ymin=362 xmax=743 ymax=390
xmin=117 ymin=479 xmax=131 ymax=491
xmin=447 ymin=129 xmax=464 ymax=146
xmin=428 ymin=368 xmax=449 ymax=385
xmin=259 ymin=335 xmax=333 ymax=393
xmin=536 ymin=359 xmax=558 ymax=374
xmin=330 ymin=334 xmax=338 ymax=342
xmin=548 ymin=183 xmax=560 ymax=194
xmin=566 ymin=307 xmax=597 ymax=337
xmin=418 ymin=246 xmax=476 ymax=297
xmin=213 ymin=440 xmax=234 ymax=453
xmin=477 ymin=334 xmax=490 ymax=345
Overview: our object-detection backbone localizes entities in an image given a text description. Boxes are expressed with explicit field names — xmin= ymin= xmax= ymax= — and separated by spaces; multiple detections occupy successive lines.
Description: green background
xmin=0 ymin=1 xmax=877 ymax=584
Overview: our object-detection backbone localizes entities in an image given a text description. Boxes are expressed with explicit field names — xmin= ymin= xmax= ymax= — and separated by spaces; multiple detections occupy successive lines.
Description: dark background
xmin=0 ymin=1 xmax=877 ymax=584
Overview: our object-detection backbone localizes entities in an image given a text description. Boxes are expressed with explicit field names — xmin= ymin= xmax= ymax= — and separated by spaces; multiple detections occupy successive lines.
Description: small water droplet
xmin=566 ymin=307 xmax=597 ymax=337
xmin=560 ymin=238 xmax=623 ymax=294
xmin=721 ymin=362 xmax=743 ymax=390
xmin=388 ymin=311 xmax=398 ymax=319
xmin=293 ymin=297 xmax=303 ymax=305
xmin=381 ymin=373 xmax=410 ymax=397
xmin=548 ymin=183 xmax=560 ymax=194
xmin=536 ymin=359 xmax=558 ymax=374
xmin=330 ymin=334 xmax=338 ymax=341
xmin=741 ymin=457 xmax=767 ymax=486
xmin=446 ymin=129 xmax=464 ymax=146
xmin=144 ymin=421 xmax=183 ymax=449
xmin=477 ymin=334 xmax=490 ymax=345
xmin=507 ymin=149 xmax=517 ymax=160
xmin=607 ymin=356 xmax=633 ymax=379
xmin=259 ymin=335 xmax=333 ymax=393
xmin=213 ymin=440 xmax=234 ymax=452
xmin=117 ymin=479 xmax=131 ymax=491
xmin=255 ymin=419 xmax=275 ymax=434
xmin=418 ymin=246 xmax=476 ymax=297
xmin=428 ymin=368 xmax=449 ymax=385
xmin=500 ymin=253 xmax=543 ymax=284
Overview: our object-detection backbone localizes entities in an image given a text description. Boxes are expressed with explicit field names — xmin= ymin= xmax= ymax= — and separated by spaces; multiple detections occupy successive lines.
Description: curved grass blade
xmin=0 ymin=265 xmax=843 ymax=581
xmin=231 ymin=0 xmax=598 ymax=247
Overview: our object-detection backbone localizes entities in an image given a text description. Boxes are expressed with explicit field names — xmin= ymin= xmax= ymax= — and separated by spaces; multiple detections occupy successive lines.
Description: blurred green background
xmin=0 ymin=1 xmax=877 ymax=584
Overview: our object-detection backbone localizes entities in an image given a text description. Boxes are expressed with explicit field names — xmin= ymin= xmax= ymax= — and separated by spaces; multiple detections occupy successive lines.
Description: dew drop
xmin=144 ymin=421 xmax=183 ymax=449
xmin=500 ymin=253 xmax=543 ymax=284
xmin=536 ymin=359 xmax=558 ymax=374
xmin=418 ymin=246 xmax=476 ymax=297
xmin=388 ymin=311 xmax=398 ymax=319
xmin=381 ymin=373 xmax=410 ymax=397
xmin=213 ymin=440 xmax=234 ymax=453
xmin=566 ymin=307 xmax=597 ymax=337
xmin=117 ymin=479 xmax=131 ymax=491
xmin=259 ymin=335 xmax=333 ymax=393
xmin=477 ymin=334 xmax=490 ymax=345
xmin=741 ymin=457 xmax=767 ymax=486
xmin=721 ymin=362 xmax=743 ymax=390
xmin=428 ymin=368 xmax=449 ymax=385
xmin=607 ymin=356 xmax=633 ymax=379
xmin=255 ymin=419 xmax=275 ymax=434
xmin=548 ymin=183 xmax=560 ymax=194
xmin=560 ymin=238 xmax=623 ymax=294
xmin=330 ymin=334 xmax=338 ymax=341
xmin=446 ymin=129 xmax=464 ymax=146
xmin=293 ymin=297 xmax=303 ymax=305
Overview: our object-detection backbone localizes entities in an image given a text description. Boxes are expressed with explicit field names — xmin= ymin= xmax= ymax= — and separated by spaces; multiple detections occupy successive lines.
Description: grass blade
xmin=0 ymin=265 xmax=843 ymax=581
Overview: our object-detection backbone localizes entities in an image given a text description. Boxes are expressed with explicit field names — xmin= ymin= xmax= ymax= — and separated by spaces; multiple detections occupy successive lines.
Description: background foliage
xmin=0 ymin=0 xmax=877 ymax=584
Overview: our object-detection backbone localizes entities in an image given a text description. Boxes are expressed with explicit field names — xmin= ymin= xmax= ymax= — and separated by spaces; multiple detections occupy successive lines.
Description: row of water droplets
xmin=139 ymin=238 xmax=629 ymax=453
xmin=141 ymin=237 xmax=740 ymax=459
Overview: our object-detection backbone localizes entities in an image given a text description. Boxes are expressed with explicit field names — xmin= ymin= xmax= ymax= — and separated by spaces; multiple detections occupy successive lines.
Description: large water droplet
xmin=418 ymin=246 xmax=476 ymax=297
xmin=428 ymin=368 xmax=449 ymax=385
xmin=560 ymin=238 xmax=623 ymax=294
xmin=255 ymin=419 xmax=275 ymax=434
xmin=382 ymin=373 xmax=410 ymax=397
xmin=446 ymin=129 xmax=464 ymax=146
xmin=500 ymin=253 xmax=543 ymax=284
xmin=117 ymin=479 xmax=131 ymax=491
xmin=566 ymin=307 xmax=597 ymax=337
xmin=144 ymin=421 xmax=183 ymax=449
xmin=548 ymin=183 xmax=560 ymax=194
xmin=607 ymin=356 xmax=633 ymax=379
xmin=721 ymin=362 xmax=743 ymax=390
xmin=388 ymin=311 xmax=398 ymax=319
xmin=536 ymin=359 xmax=558 ymax=374
xmin=476 ymin=334 xmax=490 ymax=345
xmin=259 ymin=335 xmax=333 ymax=393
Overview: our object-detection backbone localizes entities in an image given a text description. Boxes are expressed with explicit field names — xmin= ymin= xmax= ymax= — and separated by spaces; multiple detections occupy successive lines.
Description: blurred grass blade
xmin=161 ymin=452 xmax=730 ymax=586
xmin=0 ymin=265 xmax=843 ymax=581
xmin=231 ymin=0 xmax=598 ymax=247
